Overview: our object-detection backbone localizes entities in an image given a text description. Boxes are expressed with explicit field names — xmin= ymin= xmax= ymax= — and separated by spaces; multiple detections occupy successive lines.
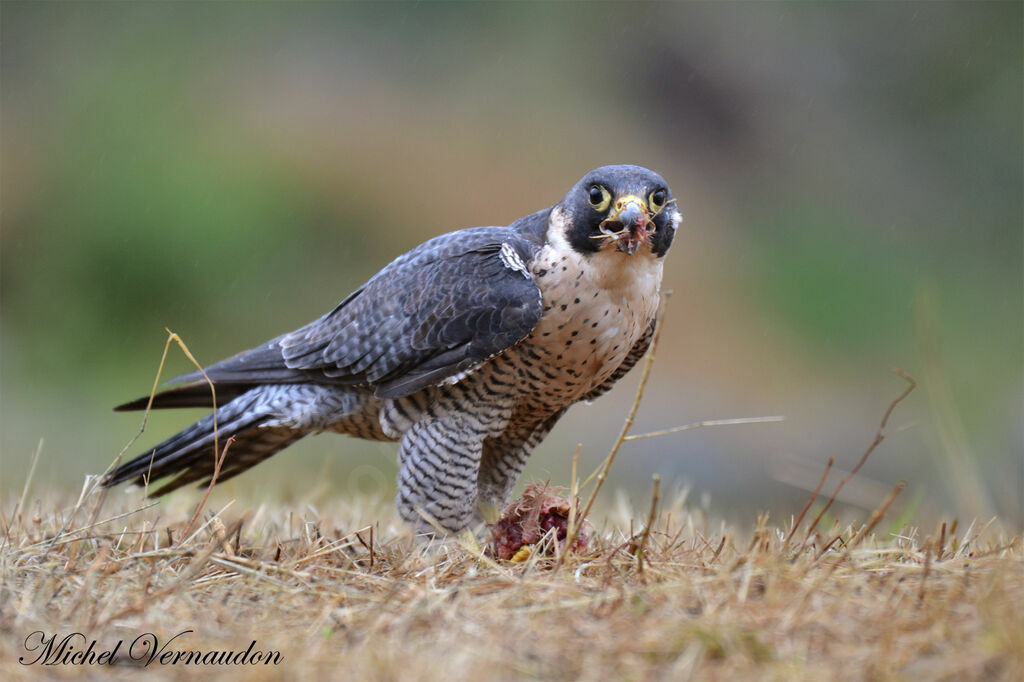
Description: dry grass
xmin=2 ymin=333 xmax=1020 ymax=680
xmin=1 ymin=482 xmax=1021 ymax=681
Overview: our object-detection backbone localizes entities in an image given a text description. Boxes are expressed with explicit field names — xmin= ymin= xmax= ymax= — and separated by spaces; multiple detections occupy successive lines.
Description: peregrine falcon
xmin=104 ymin=165 xmax=680 ymax=534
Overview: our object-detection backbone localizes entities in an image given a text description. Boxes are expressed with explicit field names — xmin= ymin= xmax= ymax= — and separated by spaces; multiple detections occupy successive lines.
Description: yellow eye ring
xmin=649 ymin=188 xmax=667 ymax=210
xmin=587 ymin=184 xmax=611 ymax=211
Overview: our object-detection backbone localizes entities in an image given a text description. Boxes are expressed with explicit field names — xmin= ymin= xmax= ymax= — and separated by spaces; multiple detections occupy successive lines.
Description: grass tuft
xmin=2 ymin=485 xmax=1021 ymax=680
xmin=3 ymin=327 xmax=1019 ymax=679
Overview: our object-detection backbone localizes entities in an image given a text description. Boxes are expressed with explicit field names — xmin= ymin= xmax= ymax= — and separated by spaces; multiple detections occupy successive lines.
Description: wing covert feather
xmin=173 ymin=227 xmax=543 ymax=399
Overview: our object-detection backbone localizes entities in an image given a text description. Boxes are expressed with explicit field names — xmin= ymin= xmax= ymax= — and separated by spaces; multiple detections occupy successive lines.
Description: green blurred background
xmin=2 ymin=2 xmax=1020 ymax=527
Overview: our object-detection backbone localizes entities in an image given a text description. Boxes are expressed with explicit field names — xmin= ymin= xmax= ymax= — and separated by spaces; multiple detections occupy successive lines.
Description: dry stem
xmin=802 ymin=369 xmax=916 ymax=546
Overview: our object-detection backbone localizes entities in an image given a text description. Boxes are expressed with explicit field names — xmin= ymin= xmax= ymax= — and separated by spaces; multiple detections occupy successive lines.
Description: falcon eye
xmin=588 ymin=184 xmax=611 ymax=211
xmin=649 ymin=189 xmax=667 ymax=209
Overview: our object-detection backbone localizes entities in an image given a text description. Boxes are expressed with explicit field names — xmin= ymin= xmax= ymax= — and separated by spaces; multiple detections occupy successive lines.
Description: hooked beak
xmin=596 ymin=195 xmax=653 ymax=255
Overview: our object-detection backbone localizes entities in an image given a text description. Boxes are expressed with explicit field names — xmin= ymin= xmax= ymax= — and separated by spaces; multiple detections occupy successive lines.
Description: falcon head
xmin=556 ymin=165 xmax=680 ymax=258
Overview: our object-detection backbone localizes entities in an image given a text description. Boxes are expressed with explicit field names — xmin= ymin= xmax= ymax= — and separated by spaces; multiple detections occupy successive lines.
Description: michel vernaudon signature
xmin=19 ymin=630 xmax=282 ymax=667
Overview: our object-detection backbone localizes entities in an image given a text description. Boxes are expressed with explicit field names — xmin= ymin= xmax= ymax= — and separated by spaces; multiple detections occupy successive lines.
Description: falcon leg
xmin=396 ymin=417 xmax=486 ymax=535
xmin=477 ymin=409 xmax=566 ymax=506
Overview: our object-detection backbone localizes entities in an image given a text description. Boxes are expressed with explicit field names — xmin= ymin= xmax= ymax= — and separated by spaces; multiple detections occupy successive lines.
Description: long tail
xmin=103 ymin=388 xmax=305 ymax=496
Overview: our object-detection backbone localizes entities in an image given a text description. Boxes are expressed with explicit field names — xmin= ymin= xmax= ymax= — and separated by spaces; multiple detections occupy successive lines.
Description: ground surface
xmin=2 ymin=485 xmax=1021 ymax=682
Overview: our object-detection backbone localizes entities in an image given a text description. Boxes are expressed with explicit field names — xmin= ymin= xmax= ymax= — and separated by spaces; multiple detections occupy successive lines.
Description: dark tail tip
xmin=114 ymin=396 xmax=151 ymax=412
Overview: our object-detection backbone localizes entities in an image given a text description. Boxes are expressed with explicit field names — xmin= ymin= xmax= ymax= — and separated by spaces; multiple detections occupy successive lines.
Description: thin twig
xmin=2 ymin=440 xmax=44 ymax=552
xmin=636 ymin=474 xmax=661 ymax=576
xmin=710 ymin=535 xmax=727 ymax=565
xmin=14 ymin=439 xmax=44 ymax=529
xmin=846 ymin=481 xmax=906 ymax=550
xmin=803 ymin=369 xmax=916 ymax=544
xmin=918 ymin=536 xmax=934 ymax=602
xmin=34 ymin=329 xmax=224 ymax=561
xmin=567 ymin=295 xmax=668 ymax=557
xmin=623 ymin=416 xmax=785 ymax=442
xmin=783 ymin=457 xmax=835 ymax=550
xmin=560 ymin=443 xmax=583 ymax=569
xmin=164 ymin=329 xmax=220 ymax=464
xmin=108 ymin=330 xmax=219 ymax=478
xmin=815 ymin=534 xmax=844 ymax=561
xmin=178 ymin=436 xmax=235 ymax=544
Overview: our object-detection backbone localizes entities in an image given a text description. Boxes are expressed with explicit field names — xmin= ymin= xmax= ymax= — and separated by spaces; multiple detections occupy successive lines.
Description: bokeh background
xmin=2 ymin=2 xmax=1021 ymax=528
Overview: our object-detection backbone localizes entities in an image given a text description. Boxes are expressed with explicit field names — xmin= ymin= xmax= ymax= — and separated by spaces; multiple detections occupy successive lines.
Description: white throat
xmin=543 ymin=207 xmax=665 ymax=303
